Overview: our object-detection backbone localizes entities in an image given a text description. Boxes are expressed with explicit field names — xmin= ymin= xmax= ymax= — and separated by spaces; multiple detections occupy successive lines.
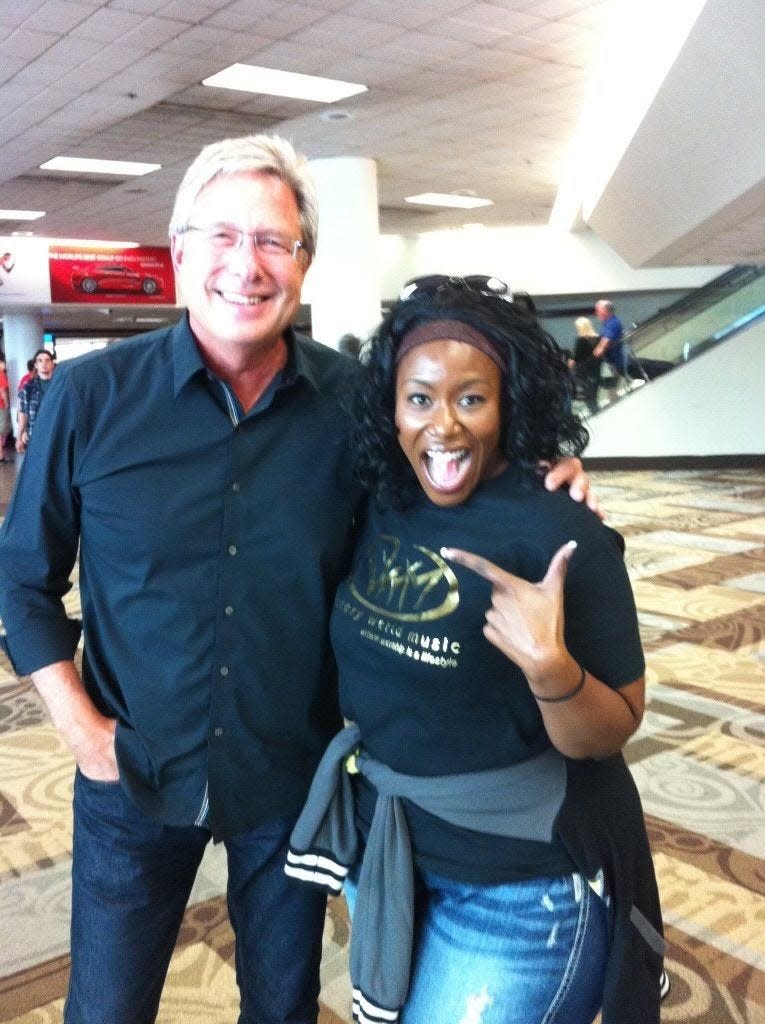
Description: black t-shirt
xmin=330 ymin=465 xmax=645 ymax=884
xmin=573 ymin=337 xmax=598 ymax=363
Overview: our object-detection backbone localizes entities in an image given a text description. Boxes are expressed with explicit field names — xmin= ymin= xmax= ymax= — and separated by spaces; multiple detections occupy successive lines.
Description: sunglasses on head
xmin=399 ymin=274 xmax=512 ymax=302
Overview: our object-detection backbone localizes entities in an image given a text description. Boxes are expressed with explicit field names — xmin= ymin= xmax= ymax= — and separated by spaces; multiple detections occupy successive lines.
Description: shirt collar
xmin=171 ymin=313 xmax=206 ymax=396
xmin=171 ymin=312 xmax=321 ymax=397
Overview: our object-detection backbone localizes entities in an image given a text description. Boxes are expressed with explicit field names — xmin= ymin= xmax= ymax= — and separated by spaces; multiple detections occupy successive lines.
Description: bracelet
xmin=530 ymin=664 xmax=586 ymax=704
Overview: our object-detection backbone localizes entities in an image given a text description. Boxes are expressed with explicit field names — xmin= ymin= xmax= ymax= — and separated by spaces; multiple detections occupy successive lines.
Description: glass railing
xmin=629 ymin=265 xmax=765 ymax=365
xmin=578 ymin=264 xmax=765 ymax=415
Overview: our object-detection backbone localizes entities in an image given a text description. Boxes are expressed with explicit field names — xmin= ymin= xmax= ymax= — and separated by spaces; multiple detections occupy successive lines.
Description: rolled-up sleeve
xmin=0 ymin=370 xmax=83 ymax=674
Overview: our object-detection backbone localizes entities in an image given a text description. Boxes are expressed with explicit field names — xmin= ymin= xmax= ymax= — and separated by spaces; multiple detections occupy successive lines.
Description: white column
xmin=306 ymin=157 xmax=381 ymax=349
xmin=2 ymin=309 xmax=43 ymax=423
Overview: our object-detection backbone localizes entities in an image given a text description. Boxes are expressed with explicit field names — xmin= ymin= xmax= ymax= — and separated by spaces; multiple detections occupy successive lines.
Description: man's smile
xmin=216 ymin=290 xmax=267 ymax=306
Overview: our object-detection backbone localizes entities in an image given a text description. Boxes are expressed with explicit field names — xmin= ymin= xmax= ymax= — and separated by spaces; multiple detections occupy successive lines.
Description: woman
xmin=288 ymin=277 xmax=664 ymax=1024
xmin=568 ymin=315 xmax=602 ymax=414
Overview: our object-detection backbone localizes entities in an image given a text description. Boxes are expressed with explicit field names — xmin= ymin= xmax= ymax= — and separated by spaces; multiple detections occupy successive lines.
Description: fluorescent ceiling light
xmin=0 ymin=209 xmax=45 ymax=220
xmin=40 ymin=157 xmax=161 ymax=176
xmin=47 ymin=238 xmax=140 ymax=248
xmin=203 ymin=64 xmax=367 ymax=103
xmin=405 ymin=193 xmax=494 ymax=209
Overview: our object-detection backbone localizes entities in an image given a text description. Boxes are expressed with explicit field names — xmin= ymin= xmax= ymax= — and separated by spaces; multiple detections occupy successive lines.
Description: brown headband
xmin=395 ymin=319 xmax=507 ymax=372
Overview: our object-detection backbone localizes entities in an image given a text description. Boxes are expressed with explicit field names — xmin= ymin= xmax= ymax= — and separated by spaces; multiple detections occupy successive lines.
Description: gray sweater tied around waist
xmin=286 ymin=723 xmax=666 ymax=1024
xmin=286 ymin=723 xmax=568 ymax=1024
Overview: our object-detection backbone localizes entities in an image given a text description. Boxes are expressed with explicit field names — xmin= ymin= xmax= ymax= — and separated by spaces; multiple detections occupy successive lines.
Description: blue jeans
xmin=605 ymin=344 xmax=629 ymax=376
xmin=345 ymin=868 xmax=609 ymax=1024
xmin=65 ymin=770 xmax=327 ymax=1024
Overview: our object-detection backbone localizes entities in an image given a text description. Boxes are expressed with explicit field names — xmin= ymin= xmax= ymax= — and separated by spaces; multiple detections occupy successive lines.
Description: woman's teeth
xmin=424 ymin=449 xmax=470 ymax=488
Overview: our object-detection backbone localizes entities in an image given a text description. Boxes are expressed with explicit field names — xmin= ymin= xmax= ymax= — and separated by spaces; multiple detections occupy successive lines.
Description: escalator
xmin=584 ymin=265 xmax=765 ymax=415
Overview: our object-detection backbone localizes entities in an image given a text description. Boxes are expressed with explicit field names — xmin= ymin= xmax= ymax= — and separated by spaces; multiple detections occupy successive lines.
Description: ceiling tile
xmin=157 ymin=0 xmax=221 ymax=22
xmin=70 ymin=7 xmax=148 ymax=41
xmin=22 ymin=0 xmax=96 ymax=34
xmin=109 ymin=0 xmax=170 ymax=11
xmin=288 ymin=13 xmax=407 ymax=51
xmin=2 ymin=0 xmax=50 ymax=32
xmin=0 ymin=28 xmax=60 ymax=60
xmin=119 ymin=17 xmax=193 ymax=49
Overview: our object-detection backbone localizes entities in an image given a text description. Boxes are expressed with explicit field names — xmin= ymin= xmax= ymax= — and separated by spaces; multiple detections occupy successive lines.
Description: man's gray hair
xmin=168 ymin=134 xmax=319 ymax=256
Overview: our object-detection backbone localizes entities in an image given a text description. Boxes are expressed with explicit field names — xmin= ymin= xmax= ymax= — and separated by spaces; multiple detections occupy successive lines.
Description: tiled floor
xmin=1 ymin=463 xmax=764 ymax=1023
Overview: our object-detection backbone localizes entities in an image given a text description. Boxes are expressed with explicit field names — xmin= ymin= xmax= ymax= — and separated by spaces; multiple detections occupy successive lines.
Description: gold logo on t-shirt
xmin=349 ymin=534 xmax=459 ymax=622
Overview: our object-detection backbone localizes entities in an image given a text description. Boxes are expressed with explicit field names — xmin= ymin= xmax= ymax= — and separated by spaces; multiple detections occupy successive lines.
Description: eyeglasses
xmin=180 ymin=224 xmax=305 ymax=261
xmin=399 ymin=274 xmax=511 ymax=302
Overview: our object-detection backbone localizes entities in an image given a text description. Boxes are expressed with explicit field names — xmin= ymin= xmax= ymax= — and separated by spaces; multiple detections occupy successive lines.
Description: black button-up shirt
xmin=0 ymin=315 xmax=364 ymax=837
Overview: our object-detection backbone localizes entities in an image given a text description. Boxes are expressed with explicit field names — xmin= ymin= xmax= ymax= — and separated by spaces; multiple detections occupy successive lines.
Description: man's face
xmin=34 ymin=353 xmax=55 ymax=379
xmin=171 ymin=171 xmax=310 ymax=359
xmin=594 ymin=302 xmax=608 ymax=322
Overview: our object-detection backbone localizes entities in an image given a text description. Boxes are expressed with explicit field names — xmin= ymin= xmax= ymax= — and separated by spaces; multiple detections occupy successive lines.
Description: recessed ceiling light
xmin=0 ymin=209 xmax=45 ymax=220
xmin=319 ymin=109 xmax=353 ymax=123
xmin=40 ymin=157 xmax=161 ymax=176
xmin=203 ymin=64 xmax=367 ymax=103
xmin=405 ymin=193 xmax=494 ymax=209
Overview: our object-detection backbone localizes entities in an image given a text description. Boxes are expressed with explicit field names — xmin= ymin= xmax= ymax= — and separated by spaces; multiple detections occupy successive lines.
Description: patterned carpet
xmin=0 ymin=465 xmax=764 ymax=1024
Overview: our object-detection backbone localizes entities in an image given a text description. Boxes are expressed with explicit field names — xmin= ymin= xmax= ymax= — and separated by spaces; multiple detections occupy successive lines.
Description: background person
xmin=0 ymin=139 xmax=595 ymax=1024
xmin=337 ymin=332 xmax=362 ymax=359
xmin=16 ymin=348 xmax=55 ymax=454
xmin=17 ymin=357 xmax=37 ymax=394
xmin=569 ymin=315 xmax=602 ymax=413
xmin=592 ymin=298 xmax=628 ymax=379
xmin=0 ymin=353 xmax=11 ymax=461
xmin=288 ymin=279 xmax=664 ymax=1024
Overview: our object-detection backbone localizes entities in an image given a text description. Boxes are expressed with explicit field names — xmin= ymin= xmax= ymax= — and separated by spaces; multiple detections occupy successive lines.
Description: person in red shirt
xmin=0 ymin=353 xmax=12 ymax=462
xmin=16 ymin=358 xmax=37 ymax=395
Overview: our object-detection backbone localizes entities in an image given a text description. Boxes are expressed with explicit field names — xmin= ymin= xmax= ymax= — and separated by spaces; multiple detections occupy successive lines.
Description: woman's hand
xmin=440 ymin=543 xmax=644 ymax=758
xmin=542 ymin=457 xmax=603 ymax=520
xmin=441 ymin=541 xmax=578 ymax=687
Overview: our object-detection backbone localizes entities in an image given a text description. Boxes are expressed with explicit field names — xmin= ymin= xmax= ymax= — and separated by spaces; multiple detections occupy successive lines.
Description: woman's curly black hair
xmin=350 ymin=283 xmax=589 ymax=509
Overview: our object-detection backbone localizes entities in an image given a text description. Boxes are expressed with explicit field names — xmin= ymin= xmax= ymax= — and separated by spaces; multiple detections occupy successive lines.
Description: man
xmin=592 ymin=298 xmax=628 ymax=378
xmin=0 ymin=135 xmax=595 ymax=1024
xmin=16 ymin=348 xmax=55 ymax=453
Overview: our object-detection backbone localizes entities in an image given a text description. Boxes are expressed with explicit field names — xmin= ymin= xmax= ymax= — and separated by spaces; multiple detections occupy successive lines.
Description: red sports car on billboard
xmin=71 ymin=265 xmax=163 ymax=295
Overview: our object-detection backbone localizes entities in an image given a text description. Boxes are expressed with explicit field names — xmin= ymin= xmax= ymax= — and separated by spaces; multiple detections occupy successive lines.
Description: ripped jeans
xmin=345 ymin=869 xmax=608 ymax=1024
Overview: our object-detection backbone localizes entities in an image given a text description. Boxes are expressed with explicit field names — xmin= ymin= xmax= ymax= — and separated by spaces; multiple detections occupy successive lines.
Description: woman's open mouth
xmin=422 ymin=448 xmax=472 ymax=492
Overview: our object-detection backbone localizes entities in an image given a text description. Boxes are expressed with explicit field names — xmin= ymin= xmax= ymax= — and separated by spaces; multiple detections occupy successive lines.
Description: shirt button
xmin=219 ymin=666 xmax=229 ymax=677
xmin=224 ymin=605 xmax=234 ymax=617
xmin=232 ymin=481 xmax=241 ymax=492
xmin=214 ymin=727 xmax=223 ymax=737
xmin=228 ymin=544 xmax=237 ymax=556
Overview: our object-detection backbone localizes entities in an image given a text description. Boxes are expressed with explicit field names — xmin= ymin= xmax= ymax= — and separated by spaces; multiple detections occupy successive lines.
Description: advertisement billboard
xmin=0 ymin=238 xmax=52 ymax=303
xmin=49 ymin=245 xmax=175 ymax=304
